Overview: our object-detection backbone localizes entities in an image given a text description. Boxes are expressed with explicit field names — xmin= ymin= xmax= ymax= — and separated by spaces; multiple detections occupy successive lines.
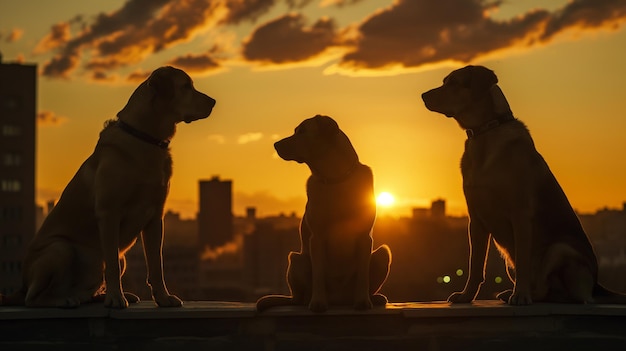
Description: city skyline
xmin=1 ymin=1 xmax=625 ymax=218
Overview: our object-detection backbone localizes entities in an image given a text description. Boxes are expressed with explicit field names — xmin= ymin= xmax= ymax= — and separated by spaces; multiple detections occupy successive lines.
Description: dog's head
xmin=421 ymin=65 xmax=511 ymax=129
xmin=118 ymin=66 xmax=216 ymax=126
xmin=274 ymin=115 xmax=354 ymax=165
xmin=147 ymin=66 xmax=216 ymax=124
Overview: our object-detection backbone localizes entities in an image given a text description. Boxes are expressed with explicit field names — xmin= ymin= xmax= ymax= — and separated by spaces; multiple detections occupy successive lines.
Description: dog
xmin=256 ymin=115 xmax=391 ymax=313
xmin=0 ymin=66 xmax=215 ymax=308
xmin=422 ymin=65 xmax=625 ymax=305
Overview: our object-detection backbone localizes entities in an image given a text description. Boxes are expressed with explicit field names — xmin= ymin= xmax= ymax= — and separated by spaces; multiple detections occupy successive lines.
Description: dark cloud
xmin=338 ymin=0 xmax=626 ymax=70
xmin=34 ymin=0 xmax=626 ymax=78
xmin=38 ymin=0 xmax=222 ymax=78
xmin=126 ymin=69 xmax=152 ymax=82
xmin=91 ymin=70 xmax=115 ymax=81
xmin=41 ymin=52 xmax=81 ymax=79
xmin=37 ymin=110 xmax=68 ymax=126
xmin=221 ymin=0 xmax=276 ymax=24
xmin=168 ymin=52 xmax=221 ymax=73
xmin=34 ymin=23 xmax=70 ymax=53
xmin=542 ymin=0 xmax=626 ymax=39
xmin=4 ymin=28 xmax=24 ymax=43
xmin=243 ymin=13 xmax=338 ymax=63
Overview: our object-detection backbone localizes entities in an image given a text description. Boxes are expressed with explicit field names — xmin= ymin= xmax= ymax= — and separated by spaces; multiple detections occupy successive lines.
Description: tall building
xmin=431 ymin=199 xmax=446 ymax=218
xmin=198 ymin=176 xmax=233 ymax=248
xmin=0 ymin=61 xmax=37 ymax=295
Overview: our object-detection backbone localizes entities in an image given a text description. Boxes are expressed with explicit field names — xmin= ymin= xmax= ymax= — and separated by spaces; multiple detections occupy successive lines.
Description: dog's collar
xmin=117 ymin=120 xmax=170 ymax=149
xmin=465 ymin=113 xmax=516 ymax=139
xmin=315 ymin=161 xmax=359 ymax=185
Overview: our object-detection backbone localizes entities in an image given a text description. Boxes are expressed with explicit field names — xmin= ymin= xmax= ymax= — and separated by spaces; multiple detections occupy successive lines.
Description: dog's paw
xmin=371 ymin=294 xmax=388 ymax=306
xmin=496 ymin=289 xmax=513 ymax=302
xmin=308 ymin=298 xmax=328 ymax=313
xmin=447 ymin=291 xmax=474 ymax=304
xmin=58 ymin=298 xmax=81 ymax=309
xmin=154 ymin=294 xmax=183 ymax=307
xmin=124 ymin=292 xmax=141 ymax=304
xmin=508 ymin=291 xmax=533 ymax=305
xmin=104 ymin=292 xmax=129 ymax=309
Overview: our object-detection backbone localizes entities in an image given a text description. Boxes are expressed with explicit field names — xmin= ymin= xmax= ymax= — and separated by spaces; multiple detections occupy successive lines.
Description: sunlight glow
xmin=376 ymin=192 xmax=395 ymax=207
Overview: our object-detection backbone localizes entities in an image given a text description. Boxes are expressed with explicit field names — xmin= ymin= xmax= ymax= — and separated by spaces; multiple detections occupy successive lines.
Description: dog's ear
xmin=147 ymin=66 xmax=175 ymax=99
xmin=490 ymin=85 xmax=511 ymax=115
xmin=469 ymin=66 xmax=498 ymax=98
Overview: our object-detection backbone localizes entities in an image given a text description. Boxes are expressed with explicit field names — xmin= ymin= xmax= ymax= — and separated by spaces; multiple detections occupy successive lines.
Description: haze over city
xmin=1 ymin=0 xmax=625 ymax=218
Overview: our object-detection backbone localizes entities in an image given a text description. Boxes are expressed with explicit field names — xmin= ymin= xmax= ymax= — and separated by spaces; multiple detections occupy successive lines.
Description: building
xmin=0 ymin=61 xmax=37 ymax=295
xmin=198 ymin=176 xmax=234 ymax=248
xmin=431 ymin=198 xmax=446 ymax=218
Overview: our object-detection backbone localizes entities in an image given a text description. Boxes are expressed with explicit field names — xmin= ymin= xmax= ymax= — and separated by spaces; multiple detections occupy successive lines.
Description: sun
xmin=376 ymin=192 xmax=395 ymax=207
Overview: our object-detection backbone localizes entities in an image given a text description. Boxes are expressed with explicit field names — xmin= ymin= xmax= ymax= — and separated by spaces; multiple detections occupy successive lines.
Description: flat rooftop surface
xmin=2 ymin=300 xmax=626 ymax=350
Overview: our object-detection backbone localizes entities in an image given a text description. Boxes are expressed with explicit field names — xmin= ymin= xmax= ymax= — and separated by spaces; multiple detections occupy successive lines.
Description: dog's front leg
xmin=142 ymin=217 xmax=183 ymax=307
xmin=509 ymin=213 xmax=533 ymax=305
xmin=354 ymin=235 xmax=373 ymax=310
xmin=308 ymin=233 xmax=328 ymax=313
xmin=448 ymin=218 xmax=490 ymax=303
xmin=97 ymin=211 xmax=128 ymax=309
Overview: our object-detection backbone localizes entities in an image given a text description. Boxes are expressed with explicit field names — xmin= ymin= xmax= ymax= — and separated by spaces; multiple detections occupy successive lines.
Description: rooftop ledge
xmin=2 ymin=301 xmax=626 ymax=350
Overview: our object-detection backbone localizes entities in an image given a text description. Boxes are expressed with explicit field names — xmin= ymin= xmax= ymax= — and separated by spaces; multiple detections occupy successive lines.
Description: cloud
xmin=39 ymin=0 xmax=220 ymax=78
xmin=32 ymin=0 xmax=626 ymax=78
xmin=126 ymin=69 xmax=152 ymax=82
xmin=221 ymin=0 xmax=277 ymax=24
xmin=242 ymin=13 xmax=338 ymax=64
xmin=320 ymin=0 xmax=363 ymax=7
xmin=41 ymin=52 xmax=81 ymax=79
xmin=35 ymin=0 xmax=303 ymax=79
xmin=168 ymin=51 xmax=221 ymax=73
xmin=37 ymin=111 xmax=68 ymax=126
xmin=237 ymin=132 xmax=263 ymax=144
xmin=34 ymin=23 xmax=70 ymax=53
xmin=207 ymin=134 xmax=227 ymax=144
xmin=541 ymin=0 xmax=626 ymax=39
xmin=91 ymin=70 xmax=117 ymax=82
xmin=3 ymin=28 xmax=24 ymax=43
xmin=336 ymin=0 xmax=626 ymax=72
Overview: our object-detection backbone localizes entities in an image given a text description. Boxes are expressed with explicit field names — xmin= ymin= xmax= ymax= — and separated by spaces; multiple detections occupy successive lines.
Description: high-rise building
xmin=0 ymin=61 xmax=37 ymax=295
xmin=431 ymin=199 xmax=446 ymax=218
xmin=198 ymin=176 xmax=233 ymax=248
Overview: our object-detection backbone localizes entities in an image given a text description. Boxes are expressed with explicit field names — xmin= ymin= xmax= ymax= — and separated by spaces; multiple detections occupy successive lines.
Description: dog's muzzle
xmin=184 ymin=96 xmax=216 ymax=123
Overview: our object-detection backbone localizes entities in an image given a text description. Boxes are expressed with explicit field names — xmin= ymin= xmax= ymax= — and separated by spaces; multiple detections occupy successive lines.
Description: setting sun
xmin=376 ymin=192 xmax=396 ymax=207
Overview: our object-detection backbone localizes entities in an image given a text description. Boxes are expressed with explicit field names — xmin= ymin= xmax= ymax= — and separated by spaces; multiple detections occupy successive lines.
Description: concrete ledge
xmin=2 ymin=300 xmax=626 ymax=350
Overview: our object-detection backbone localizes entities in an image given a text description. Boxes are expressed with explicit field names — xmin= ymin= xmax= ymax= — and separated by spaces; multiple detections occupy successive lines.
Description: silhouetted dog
xmin=256 ymin=115 xmax=391 ymax=312
xmin=0 ymin=66 xmax=215 ymax=308
xmin=422 ymin=65 xmax=625 ymax=305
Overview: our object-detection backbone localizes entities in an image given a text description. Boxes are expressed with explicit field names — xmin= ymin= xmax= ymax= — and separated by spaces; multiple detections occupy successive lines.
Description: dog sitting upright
xmin=256 ymin=115 xmax=391 ymax=313
xmin=421 ymin=65 xmax=625 ymax=305
xmin=0 ymin=66 xmax=215 ymax=308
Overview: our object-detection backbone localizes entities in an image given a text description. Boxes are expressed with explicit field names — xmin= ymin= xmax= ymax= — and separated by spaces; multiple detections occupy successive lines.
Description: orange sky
xmin=1 ymin=0 xmax=625 ymax=218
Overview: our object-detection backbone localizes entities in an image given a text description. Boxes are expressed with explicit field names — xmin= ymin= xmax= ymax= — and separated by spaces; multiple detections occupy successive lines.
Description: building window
xmin=1 ymin=180 xmax=21 ymax=192
xmin=2 ymin=153 xmax=21 ymax=166
xmin=1 ymin=125 xmax=22 ymax=136
xmin=1 ymin=96 xmax=21 ymax=111
xmin=1 ymin=235 xmax=22 ymax=247
xmin=1 ymin=207 xmax=22 ymax=221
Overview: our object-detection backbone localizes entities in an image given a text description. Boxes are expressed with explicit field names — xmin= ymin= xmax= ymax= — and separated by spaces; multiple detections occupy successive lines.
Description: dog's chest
xmin=306 ymin=182 xmax=363 ymax=219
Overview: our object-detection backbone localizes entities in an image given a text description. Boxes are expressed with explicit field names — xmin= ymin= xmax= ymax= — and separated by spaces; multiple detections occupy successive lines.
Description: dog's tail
xmin=593 ymin=283 xmax=626 ymax=304
xmin=256 ymin=295 xmax=295 ymax=312
xmin=0 ymin=290 xmax=26 ymax=306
